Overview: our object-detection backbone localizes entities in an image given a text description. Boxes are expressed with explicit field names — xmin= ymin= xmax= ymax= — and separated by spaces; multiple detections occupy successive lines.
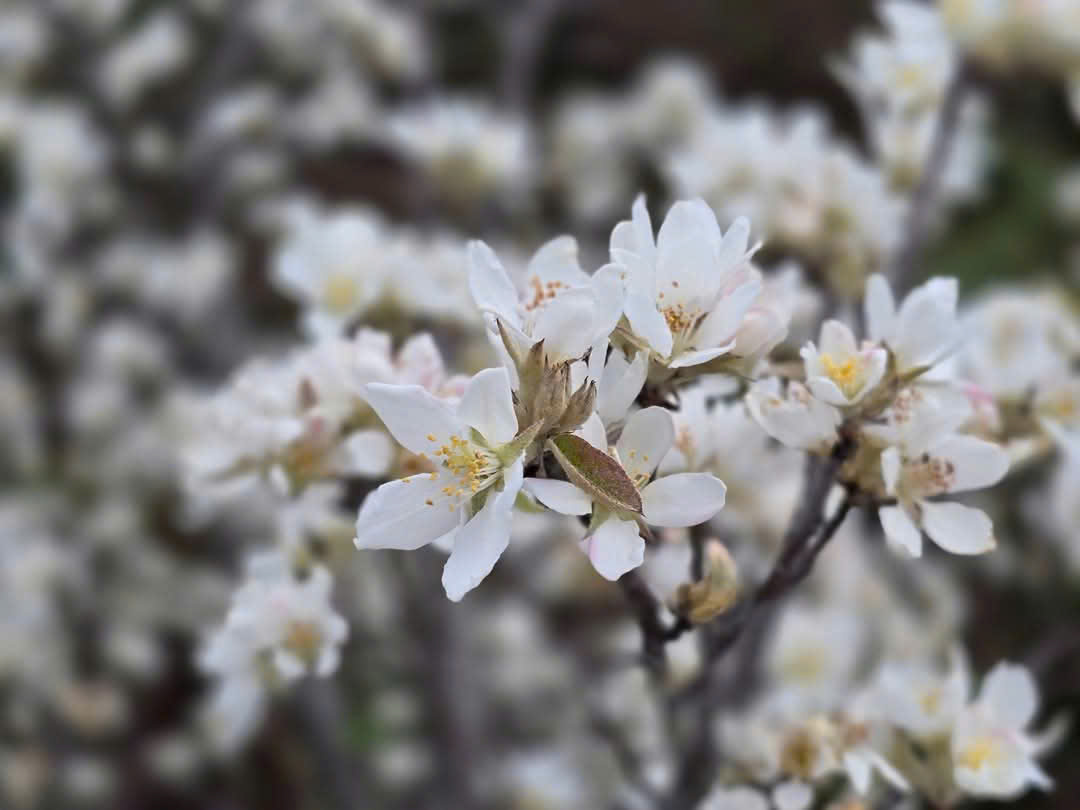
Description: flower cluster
xmin=1 ymin=1 xmax=1079 ymax=809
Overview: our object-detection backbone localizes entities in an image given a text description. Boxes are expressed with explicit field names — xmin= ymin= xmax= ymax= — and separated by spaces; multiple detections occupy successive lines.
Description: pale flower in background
xmin=952 ymin=662 xmax=1054 ymax=798
xmin=870 ymin=388 xmax=1010 ymax=556
xmin=746 ymin=378 xmax=841 ymax=453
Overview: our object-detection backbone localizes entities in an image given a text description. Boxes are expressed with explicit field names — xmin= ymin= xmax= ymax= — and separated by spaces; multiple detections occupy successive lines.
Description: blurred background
xmin=1 ymin=1 xmax=1079 ymax=809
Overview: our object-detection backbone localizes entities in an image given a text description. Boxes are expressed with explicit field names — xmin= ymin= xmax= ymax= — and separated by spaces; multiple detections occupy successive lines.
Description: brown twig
xmin=662 ymin=445 xmax=855 ymax=809
xmin=617 ymin=570 xmax=692 ymax=678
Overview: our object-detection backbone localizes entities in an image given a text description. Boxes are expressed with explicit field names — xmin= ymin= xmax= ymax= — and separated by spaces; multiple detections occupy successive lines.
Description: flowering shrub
xmin=1 ymin=1 xmax=1079 ymax=809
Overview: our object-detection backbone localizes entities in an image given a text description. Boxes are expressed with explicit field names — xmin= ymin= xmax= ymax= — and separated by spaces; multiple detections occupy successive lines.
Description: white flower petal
xmin=531 ymin=288 xmax=597 ymax=362
xmin=335 ymin=429 xmax=395 ymax=477
xmin=932 ymin=435 xmax=1010 ymax=493
xmin=576 ymin=412 xmax=608 ymax=450
xmin=865 ymin=273 xmax=896 ymax=343
xmin=880 ymin=504 xmax=923 ymax=557
xmin=694 ymin=276 xmax=762 ymax=349
xmin=441 ymin=461 xmax=523 ymax=601
xmin=597 ymin=349 xmax=648 ymax=424
xmin=624 ymin=290 xmax=673 ymax=357
xmin=979 ymin=662 xmax=1039 ymax=731
xmin=819 ymin=319 xmax=858 ymax=357
xmin=363 ymin=383 xmax=464 ymax=456
xmin=523 ymin=478 xmax=592 ymax=515
xmin=716 ymin=216 xmax=751 ymax=271
xmin=590 ymin=264 xmax=628 ymax=340
xmin=881 ymin=446 xmax=902 ymax=495
xmin=641 ymin=473 xmax=727 ymax=527
xmin=467 ymin=240 xmax=520 ymax=325
xmin=667 ymin=342 xmax=736 ymax=369
xmin=457 ymin=367 xmax=518 ymax=446
xmin=583 ymin=517 xmax=644 ymax=580
xmin=355 ymin=473 xmax=462 ymax=550
xmin=920 ymin=500 xmax=995 ymax=555
xmin=527 ymin=235 xmax=588 ymax=287
xmin=772 ymin=781 xmax=813 ymax=810
xmin=616 ymin=406 xmax=674 ymax=482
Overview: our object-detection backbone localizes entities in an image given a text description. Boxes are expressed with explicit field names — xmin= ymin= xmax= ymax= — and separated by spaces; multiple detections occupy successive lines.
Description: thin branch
xmin=499 ymin=0 xmax=568 ymax=109
xmin=617 ymin=570 xmax=691 ymax=678
xmin=589 ymin=709 xmax=663 ymax=805
xmin=886 ymin=60 xmax=974 ymax=294
xmin=293 ymin=680 xmax=371 ymax=810
xmin=662 ymin=447 xmax=855 ymax=809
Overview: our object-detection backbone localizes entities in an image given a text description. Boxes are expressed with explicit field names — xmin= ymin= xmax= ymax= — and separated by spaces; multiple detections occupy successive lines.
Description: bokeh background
xmin=1 ymin=1 xmax=1078 ymax=809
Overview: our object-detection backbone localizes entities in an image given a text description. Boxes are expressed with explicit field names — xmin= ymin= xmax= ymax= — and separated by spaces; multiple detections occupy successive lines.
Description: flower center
xmin=918 ymin=687 xmax=943 ymax=715
xmin=426 ymin=434 xmax=500 ymax=505
xmin=957 ymin=736 xmax=1004 ymax=771
xmin=284 ymin=620 xmax=322 ymax=665
xmin=907 ymin=453 xmax=957 ymax=496
xmin=323 ymin=272 xmax=359 ymax=315
xmin=820 ymin=353 xmax=864 ymax=399
xmin=523 ymin=275 xmax=569 ymax=312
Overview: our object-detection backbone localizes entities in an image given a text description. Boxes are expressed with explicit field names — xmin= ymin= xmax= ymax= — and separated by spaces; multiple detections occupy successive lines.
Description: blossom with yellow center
xmin=356 ymin=367 xmax=528 ymax=601
xmin=802 ymin=320 xmax=888 ymax=407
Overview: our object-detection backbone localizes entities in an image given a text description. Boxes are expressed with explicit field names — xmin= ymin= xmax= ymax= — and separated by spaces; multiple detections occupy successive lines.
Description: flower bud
xmin=673 ymin=539 xmax=739 ymax=624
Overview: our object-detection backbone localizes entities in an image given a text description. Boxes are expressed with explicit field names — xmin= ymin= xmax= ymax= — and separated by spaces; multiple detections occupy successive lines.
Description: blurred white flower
xmin=870 ymin=387 xmax=1010 ymax=556
xmin=952 ymin=662 xmax=1054 ymax=798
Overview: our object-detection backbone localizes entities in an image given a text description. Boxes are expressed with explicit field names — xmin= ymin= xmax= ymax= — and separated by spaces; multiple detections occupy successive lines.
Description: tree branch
xmin=886 ymin=60 xmax=974 ymax=294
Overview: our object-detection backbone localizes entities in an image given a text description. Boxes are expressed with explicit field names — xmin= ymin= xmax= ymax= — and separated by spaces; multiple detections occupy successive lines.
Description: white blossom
xmin=355 ymin=367 xmax=528 ymax=601
xmin=870 ymin=388 xmax=1010 ymax=556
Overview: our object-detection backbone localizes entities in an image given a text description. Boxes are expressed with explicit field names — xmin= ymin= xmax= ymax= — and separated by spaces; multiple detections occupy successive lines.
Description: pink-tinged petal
xmin=354 ymin=473 xmax=462 ymax=550
xmin=641 ymin=473 xmax=727 ymax=527
xmin=523 ymin=479 xmax=592 ymax=516
xmin=920 ymin=500 xmax=995 ymax=555
xmin=457 ymin=367 xmax=518 ymax=446
xmin=441 ymin=461 xmax=523 ymax=601
xmin=583 ymin=517 xmax=644 ymax=581
xmin=364 ymin=383 xmax=465 ymax=455
xmin=616 ymin=406 xmax=674 ymax=482
xmin=467 ymin=240 xmax=520 ymax=325
xmin=880 ymin=505 xmax=923 ymax=557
